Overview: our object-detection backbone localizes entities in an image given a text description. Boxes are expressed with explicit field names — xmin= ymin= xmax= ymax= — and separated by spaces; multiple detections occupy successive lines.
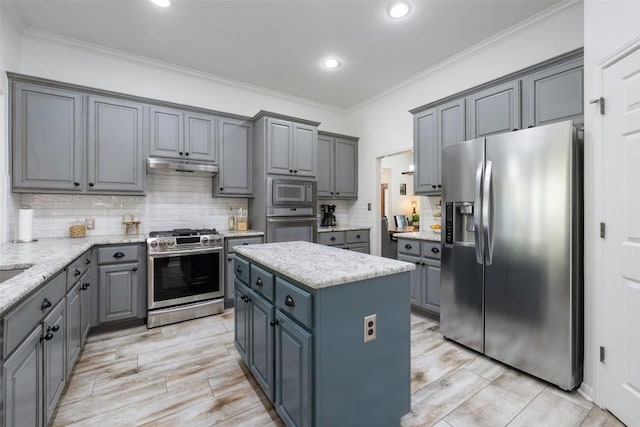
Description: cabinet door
xmin=225 ymin=254 xmax=235 ymax=304
xmin=148 ymin=105 xmax=184 ymax=158
xmin=424 ymin=258 xmax=441 ymax=315
xmin=234 ymin=279 xmax=250 ymax=364
xmin=65 ymin=281 xmax=82 ymax=375
xmin=467 ymin=80 xmax=521 ymax=139
xmin=87 ymin=96 xmax=145 ymax=193
xmin=43 ymin=299 xmax=66 ymax=425
xmin=250 ymin=290 xmax=275 ymax=402
xmin=347 ymin=243 xmax=369 ymax=254
xmin=414 ymin=108 xmax=438 ymax=194
xmin=398 ymin=254 xmax=422 ymax=306
xmin=98 ymin=263 xmax=139 ymax=323
xmin=292 ymin=123 xmax=317 ymax=177
xmin=80 ymin=274 xmax=92 ymax=346
xmin=3 ymin=326 xmax=43 ymax=427
xmin=185 ymin=112 xmax=217 ymax=162
xmin=266 ymin=118 xmax=294 ymax=175
xmin=216 ymin=118 xmax=254 ymax=196
xmin=316 ymin=135 xmax=334 ymax=197
xmin=275 ymin=311 xmax=312 ymax=427
xmin=334 ymin=138 xmax=357 ymax=198
xmin=12 ymin=82 xmax=83 ymax=191
xmin=439 ymin=100 xmax=466 ymax=149
xmin=522 ymin=58 xmax=583 ymax=128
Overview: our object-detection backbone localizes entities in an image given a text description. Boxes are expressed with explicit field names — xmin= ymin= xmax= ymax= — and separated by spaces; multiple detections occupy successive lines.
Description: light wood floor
xmin=52 ymin=310 xmax=624 ymax=426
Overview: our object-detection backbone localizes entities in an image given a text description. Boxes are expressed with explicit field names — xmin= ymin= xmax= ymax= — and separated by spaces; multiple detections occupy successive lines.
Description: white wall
xmin=583 ymin=0 xmax=640 ymax=406
xmin=347 ymin=1 xmax=584 ymax=270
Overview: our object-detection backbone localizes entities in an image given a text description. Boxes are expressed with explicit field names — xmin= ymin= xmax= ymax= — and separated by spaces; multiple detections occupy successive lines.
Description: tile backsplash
xmin=9 ymin=174 xmax=248 ymax=240
xmin=419 ymin=195 xmax=442 ymax=231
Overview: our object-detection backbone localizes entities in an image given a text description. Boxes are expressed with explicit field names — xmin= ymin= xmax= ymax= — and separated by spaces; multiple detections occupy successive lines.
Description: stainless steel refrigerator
xmin=441 ymin=120 xmax=583 ymax=391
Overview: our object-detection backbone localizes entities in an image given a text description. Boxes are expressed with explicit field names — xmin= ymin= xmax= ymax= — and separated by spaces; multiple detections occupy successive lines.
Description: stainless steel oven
xmin=147 ymin=229 xmax=224 ymax=328
xmin=266 ymin=216 xmax=318 ymax=243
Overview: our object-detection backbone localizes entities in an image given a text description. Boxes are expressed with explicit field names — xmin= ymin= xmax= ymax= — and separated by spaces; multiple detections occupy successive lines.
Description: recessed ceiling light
xmin=323 ymin=58 xmax=341 ymax=69
xmin=150 ymin=0 xmax=170 ymax=7
xmin=387 ymin=1 xmax=411 ymax=19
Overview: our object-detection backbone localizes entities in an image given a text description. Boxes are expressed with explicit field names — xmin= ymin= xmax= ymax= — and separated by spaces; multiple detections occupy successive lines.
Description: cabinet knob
xmin=227 ymin=257 xmax=233 ymax=261
xmin=294 ymin=170 xmax=298 ymax=173
xmin=405 ymin=243 xmax=412 ymax=249
xmin=356 ymin=234 xmax=361 ymax=239
xmin=437 ymin=185 xmax=442 ymax=188
xmin=51 ymin=324 xmax=60 ymax=332
xmin=236 ymin=265 xmax=242 ymax=273
xmin=330 ymin=236 xmax=336 ymax=241
xmin=74 ymin=268 xmax=81 ymax=277
xmin=220 ymin=188 xmax=224 ymax=191
xmin=85 ymin=258 xmax=91 ymax=265
xmin=113 ymin=252 xmax=125 ymax=258
xmin=41 ymin=298 xmax=52 ymax=311
xmin=512 ymin=128 xmax=519 ymax=132
xmin=285 ymin=295 xmax=295 ymax=307
xmin=415 ymin=261 xmax=420 ymax=265
xmin=431 ymin=247 xmax=440 ymax=253
xmin=336 ymin=192 xmax=340 ymax=195
xmin=528 ymin=125 xmax=534 ymax=128
xmin=421 ymin=261 xmax=426 ymax=266
xmin=255 ymin=277 xmax=263 ymax=287
xmin=330 ymin=192 xmax=334 ymax=195
xmin=74 ymin=182 xmax=80 ymax=187
xmin=43 ymin=332 xmax=54 ymax=341
xmin=431 ymin=185 xmax=436 ymax=189
xmin=132 ymin=267 xmax=137 ymax=272
xmin=89 ymin=182 xmax=95 ymax=187
xmin=179 ymin=151 xmax=183 ymax=156
xmin=82 ymin=282 xmax=90 ymax=290
xmin=269 ymin=319 xmax=279 ymax=327
xmin=185 ymin=152 xmax=189 ymax=156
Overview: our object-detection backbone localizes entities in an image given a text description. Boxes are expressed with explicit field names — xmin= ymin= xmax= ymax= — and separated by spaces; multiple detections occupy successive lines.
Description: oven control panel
xmin=147 ymin=234 xmax=223 ymax=252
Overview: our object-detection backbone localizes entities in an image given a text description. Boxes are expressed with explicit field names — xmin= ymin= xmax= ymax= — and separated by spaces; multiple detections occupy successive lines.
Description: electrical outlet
xmin=367 ymin=203 xmax=372 ymax=211
xmin=363 ymin=313 xmax=377 ymax=343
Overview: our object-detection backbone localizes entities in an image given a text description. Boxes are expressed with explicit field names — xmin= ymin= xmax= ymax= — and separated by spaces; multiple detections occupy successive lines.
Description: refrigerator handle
xmin=474 ymin=161 xmax=483 ymax=264
xmin=483 ymin=160 xmax=494 ymax=265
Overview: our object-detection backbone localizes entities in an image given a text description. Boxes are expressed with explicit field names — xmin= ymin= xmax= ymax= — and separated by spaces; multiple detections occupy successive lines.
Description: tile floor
xmin=51 ymin=310 xmax=624 ymax=426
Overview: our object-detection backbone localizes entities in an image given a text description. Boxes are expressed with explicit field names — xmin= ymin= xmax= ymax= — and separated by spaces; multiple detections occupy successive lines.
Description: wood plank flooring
xmin=52 ymin=310 xmax=624 ymax=426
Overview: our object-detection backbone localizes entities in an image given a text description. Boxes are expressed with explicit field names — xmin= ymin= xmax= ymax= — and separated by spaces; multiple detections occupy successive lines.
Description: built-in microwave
xmin=267 ymin=177 xmax=316 ymax=216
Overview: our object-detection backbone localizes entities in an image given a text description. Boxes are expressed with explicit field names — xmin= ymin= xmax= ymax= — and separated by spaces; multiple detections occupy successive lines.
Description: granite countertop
xmin=318 ymin=225 xmax=371 ymax=232
xmin=222 ymin=230 xmax=264 ymax=238
xmin=0 ymin=234 xmax=146 ymax=317
xmin=393 ymin=231 xmax=442 ymax=242
xmin=235 ymin=241 xmax=414 ymax=289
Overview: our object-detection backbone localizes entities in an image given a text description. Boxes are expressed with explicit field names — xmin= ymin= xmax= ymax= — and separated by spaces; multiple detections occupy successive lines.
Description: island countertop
xmin=234 ymin=240 xmax=415 ymax=290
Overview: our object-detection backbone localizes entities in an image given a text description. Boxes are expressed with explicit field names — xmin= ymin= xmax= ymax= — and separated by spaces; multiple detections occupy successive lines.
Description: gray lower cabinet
xmin=224 ymin=236 xmax=265 ymax=305
xmin=65 ymin=281 xmax=82 ymax=375
xmin=274 ymin=310 xmax=312 ymax=427
xmin=398 ymin=239 xmax=441 ymax=316
xmin=11 ymin=82 xmax=83 ymax=192
xmin=250 ymin=289 xmax=275 ymax=401
xmin=522 ymin=58 xmax=583 ymax=128
xmin=317 ymin=132 xmax=358 ymax=199
xmin=43 ymin=299 xmax=66 ymax=425
xmin=87 ymin=95 xmax=145 ymax=193
xmin=3 ymin=326 xmax=43 ymax=427
xmin=318 ymin=228 xmax=370 ymax=253
xmin=98 ymin=263 xmax=139 ymax=323
xmin=214 ymin=117 xmax=254 ymax=197
xmin=234 ymin=279 xmax=251 ymax=363
xmin=80 ymin=270 xmax=93 ymax=345
xmin=263 ymin=116 xmax=318 ymax=178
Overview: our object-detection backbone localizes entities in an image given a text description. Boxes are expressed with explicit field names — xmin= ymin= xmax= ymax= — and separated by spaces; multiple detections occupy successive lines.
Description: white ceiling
xmin=5 ymin=0 xmax=562 ymax=110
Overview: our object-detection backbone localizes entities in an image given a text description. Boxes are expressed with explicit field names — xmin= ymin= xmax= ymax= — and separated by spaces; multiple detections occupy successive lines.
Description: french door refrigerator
xmin=441 ymin=120 xmax=583 ymax=390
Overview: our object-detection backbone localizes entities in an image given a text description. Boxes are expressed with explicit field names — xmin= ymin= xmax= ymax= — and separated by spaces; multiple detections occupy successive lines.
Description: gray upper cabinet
xmin=266 ymin=117 xmax=317 ymax=177
xmin=317 ymin=132 xmax=358 ymax=199
xmin=87 ymin=95 xmax=146 ymax=193
xmin=522 ymin=58 xmax=583 ymax=128
xmin=215 ymin=117 xmax=254 ymax=197
xmin=414 ymin=100 xmax=464 ymax=195
xmin=12 ymin=82 xmax=83 ymax=192
xmin=466 ymin=80 xmax=521 ymax=139
xmin=149 ymin=106 xmax=218 ymax=163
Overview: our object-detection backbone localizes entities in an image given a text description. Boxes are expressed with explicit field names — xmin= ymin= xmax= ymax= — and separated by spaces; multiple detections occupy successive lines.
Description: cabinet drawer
xmin=346 ymin=230 xmax=369 ymax=244
xmin=251 ymin=264 xmax=275 ymax=302
xmin=422 ymin=242 xmax=442 ymax=259
xmin=275 ymin=277 xmax=313 ymax=329
xmin=66 ymin=250 xmax=92 ymax=289
xmin=97 ymin=245 xmax=139 ymax=264
xmin=318 ymin=231 xmax=345 ymax=246
xmin=234 ymin=257 xmax=250 ymax=284
xmin=3 ymin=270 xmax=66 ymax=358
xmin=226 ymin=237 xmax=264 ymax=253
xmin=398 ymin=239 xmax=420 ymax=256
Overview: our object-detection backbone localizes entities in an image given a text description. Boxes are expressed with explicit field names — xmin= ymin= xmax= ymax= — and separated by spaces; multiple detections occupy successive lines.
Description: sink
xmin=0 ymin=265 xmax=33 ymax=283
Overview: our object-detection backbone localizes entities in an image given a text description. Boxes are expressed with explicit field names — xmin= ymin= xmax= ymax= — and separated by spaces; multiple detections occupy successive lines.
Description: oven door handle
xmin=149 ymin=247 xmax=223 ymax=258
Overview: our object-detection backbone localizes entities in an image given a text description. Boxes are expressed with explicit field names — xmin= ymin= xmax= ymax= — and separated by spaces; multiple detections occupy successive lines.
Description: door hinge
xmin=600 ymin=222 xmax=606 ymax=238
xmin=600 ymin=346 xmax=606 ymax=363
xmin=590 ymin=97 xmax=605 ymax=115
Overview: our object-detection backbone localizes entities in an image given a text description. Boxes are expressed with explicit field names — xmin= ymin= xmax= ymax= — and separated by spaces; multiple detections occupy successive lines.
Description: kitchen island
xmin=233 ymin=241 xmax=414 ymax=427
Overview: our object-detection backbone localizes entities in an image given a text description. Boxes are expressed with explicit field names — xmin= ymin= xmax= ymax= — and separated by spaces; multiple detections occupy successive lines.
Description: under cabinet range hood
xmin=146 ymin=158 xmax=218 ymax=176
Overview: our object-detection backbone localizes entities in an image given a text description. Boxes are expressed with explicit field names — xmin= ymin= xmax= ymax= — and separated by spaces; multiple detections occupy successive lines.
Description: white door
xmin=602 ymin=45 xmax=640 ymax=427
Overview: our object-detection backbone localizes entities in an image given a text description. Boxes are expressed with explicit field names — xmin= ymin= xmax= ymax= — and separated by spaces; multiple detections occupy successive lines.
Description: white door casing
xmin=601 ymin=42 xmax=640 ymax=427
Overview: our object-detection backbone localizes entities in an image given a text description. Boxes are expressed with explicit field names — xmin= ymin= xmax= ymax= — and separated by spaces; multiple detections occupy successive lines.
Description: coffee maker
xmin=320 ymin=204 xmax=336 ymax=227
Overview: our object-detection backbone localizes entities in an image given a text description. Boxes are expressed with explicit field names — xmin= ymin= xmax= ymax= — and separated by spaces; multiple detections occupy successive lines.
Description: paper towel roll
xmin=18 ymin=206 xmax=33 ymax=242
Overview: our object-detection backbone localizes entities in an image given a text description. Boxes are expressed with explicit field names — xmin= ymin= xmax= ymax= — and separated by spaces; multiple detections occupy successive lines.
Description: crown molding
xmin=347 ymin=0 xmax=583 ymax=113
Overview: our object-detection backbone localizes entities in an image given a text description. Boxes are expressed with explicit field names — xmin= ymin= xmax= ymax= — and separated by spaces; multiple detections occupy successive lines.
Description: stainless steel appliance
xmin=320 ymin=204 xmax=336 ymax=227
xmin=441 ymin=121 xmax=583 ymax=390
xmin=249 ymin=177 xmax=317 ymax=243
xmin=147 ymin=157 xmax=218 ymax=176
xmin=147 ymin=228 xmax=224 ymax=328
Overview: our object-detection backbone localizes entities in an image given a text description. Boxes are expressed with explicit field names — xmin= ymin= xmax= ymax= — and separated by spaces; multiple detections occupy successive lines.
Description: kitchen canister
xmin=18 ymin=205 xmax=34 ymax=242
